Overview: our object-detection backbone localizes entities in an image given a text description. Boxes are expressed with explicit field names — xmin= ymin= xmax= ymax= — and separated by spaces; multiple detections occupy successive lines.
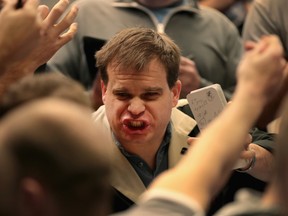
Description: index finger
xmin=41 ymin=0 xmax=69 ymax=31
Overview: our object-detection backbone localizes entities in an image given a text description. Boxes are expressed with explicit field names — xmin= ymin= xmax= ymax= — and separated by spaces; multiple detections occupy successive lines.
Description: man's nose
xmin=127 ymin=98 xmax=145 ymax=116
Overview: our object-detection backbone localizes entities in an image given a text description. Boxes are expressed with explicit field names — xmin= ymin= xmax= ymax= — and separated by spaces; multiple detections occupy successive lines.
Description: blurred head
xmin=0 ymin=98 xmax=111 ymax=216
xmin=0 ymin=73 xmax=92 ymax=118
xmin=96 ymin=27 xmax=181 ymax=148
xmin=272 ymin=95 xmax=288 ymax=214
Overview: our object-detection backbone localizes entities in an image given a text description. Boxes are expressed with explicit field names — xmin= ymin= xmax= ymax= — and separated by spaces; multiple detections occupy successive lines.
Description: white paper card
xmin=186 ymin=84 xmax=227 ymax=131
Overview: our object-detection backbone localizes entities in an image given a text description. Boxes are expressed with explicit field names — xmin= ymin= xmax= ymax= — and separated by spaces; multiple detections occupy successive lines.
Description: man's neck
xmin=121 ymin=141 xmax=162 ymax=169
xmin=113 ymin=124 xmax=171 ymax=170
xmin=135 ymin=0 xmax=182 ymax=9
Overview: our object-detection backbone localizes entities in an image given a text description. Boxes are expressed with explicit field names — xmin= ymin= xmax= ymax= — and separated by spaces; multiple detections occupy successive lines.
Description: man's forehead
xmin=107 ymin=59 xmax=166 ymax=74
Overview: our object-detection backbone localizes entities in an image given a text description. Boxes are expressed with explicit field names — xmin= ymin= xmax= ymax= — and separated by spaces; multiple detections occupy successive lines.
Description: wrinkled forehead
xmin=107 ymin=57 xmax=167 ymax=75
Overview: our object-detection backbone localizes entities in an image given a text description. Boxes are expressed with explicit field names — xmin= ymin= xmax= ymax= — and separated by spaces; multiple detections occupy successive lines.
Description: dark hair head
xmin=96 ymin=27 xmax=181 ymax=89
xmin=0 ymin=99 xmax=111 ymax=216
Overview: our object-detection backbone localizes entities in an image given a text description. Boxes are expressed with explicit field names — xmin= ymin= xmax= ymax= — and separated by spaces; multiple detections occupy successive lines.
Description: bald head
xmin=0 ymin=98 xmax=111 ymax=216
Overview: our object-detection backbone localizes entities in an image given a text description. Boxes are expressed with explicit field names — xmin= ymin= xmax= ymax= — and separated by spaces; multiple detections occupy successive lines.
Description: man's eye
xmin=115 ymin=93 xmax=130 ymax=100
xmin=143 ymin=92 xmax=160 ymax=100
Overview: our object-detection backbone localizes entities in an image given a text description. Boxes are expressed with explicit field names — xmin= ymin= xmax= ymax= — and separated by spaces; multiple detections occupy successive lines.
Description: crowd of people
xmin=0 ymin=0 xmax=288 ymax=215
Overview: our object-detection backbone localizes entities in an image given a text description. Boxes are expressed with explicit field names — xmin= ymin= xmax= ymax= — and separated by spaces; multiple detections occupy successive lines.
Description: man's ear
xmin=101 ymin=80 xmax=108 ymax=104
xmin=171 ymin=80 xmax=182 ymax=107
xmin=18 ymin=178 xmax=47 ymax=216
xmin=91 ymin=74 xmax=104 ymax=110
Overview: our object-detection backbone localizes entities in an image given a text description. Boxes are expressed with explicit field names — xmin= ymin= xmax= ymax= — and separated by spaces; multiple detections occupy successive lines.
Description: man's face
xmin=102 ymin=59 xmax=181 ymax=148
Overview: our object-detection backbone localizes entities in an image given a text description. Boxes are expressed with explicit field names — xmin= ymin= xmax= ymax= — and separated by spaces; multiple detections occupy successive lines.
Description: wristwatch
xmin=236 ymin=155 xmax=256 ymax=172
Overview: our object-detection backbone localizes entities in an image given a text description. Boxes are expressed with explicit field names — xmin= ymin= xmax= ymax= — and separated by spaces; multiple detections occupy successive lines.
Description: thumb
xmin=187 ymin=137 xmax=198 ymax=147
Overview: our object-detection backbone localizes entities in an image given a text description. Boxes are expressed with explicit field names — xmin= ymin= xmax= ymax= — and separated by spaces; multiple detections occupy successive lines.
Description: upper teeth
xmin=130 ymin=121 xmax=144 ymax=127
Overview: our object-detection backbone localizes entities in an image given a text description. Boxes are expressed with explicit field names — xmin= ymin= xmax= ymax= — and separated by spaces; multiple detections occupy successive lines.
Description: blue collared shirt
xmin=114 ymin=123 xmax=172 ymax=187
xmin=150 ymin=0 xmax=186 ymax=23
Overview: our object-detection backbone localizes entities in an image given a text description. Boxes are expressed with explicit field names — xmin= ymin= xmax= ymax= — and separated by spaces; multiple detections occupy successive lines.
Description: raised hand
xmin=236 ymin=35 xmax=286 ymax=104
xmin=0 ymin=0 xmax=41 ymax=70
xmin=22 ymin=0 xmax=78 ymax=73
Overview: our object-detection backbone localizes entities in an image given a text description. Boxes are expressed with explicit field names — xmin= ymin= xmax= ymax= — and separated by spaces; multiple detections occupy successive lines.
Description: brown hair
xmin=0 ymin=73 xmax=92 ymax=117
xmin=96 ymin=27 xmax=181 ymax=89
xmin=0 ymin=99 xmax=111 ymax=216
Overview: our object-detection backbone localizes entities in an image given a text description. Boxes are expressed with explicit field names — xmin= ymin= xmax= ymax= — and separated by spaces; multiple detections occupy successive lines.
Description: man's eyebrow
xmin=144 ymin=87 xmax=163 ymax=92
xmin=112 ymin=87 xmax=128 ymax=93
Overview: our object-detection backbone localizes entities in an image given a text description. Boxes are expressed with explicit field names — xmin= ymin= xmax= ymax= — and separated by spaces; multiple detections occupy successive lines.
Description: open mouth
xmin=124 ymin=120 xmax=147 ymax=130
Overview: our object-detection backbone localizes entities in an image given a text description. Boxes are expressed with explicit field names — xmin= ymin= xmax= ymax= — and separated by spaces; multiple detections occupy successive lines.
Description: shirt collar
xmin=112 ymin=0 xmax=199 ymax=10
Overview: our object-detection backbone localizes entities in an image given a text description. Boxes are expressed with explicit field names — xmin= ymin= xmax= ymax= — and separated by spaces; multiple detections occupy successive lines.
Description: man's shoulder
xmin=199 ymin=5 xmax=238 ymax=30
xmin=92 ymin=106 xmax=109 ymax=127
xmin=92 ymin=105 xmax=105 ymax=118
xmin=171 ymin=100 xmax=198 ymax=136
xmin=199 ymin=5 xmax=230 ymax=20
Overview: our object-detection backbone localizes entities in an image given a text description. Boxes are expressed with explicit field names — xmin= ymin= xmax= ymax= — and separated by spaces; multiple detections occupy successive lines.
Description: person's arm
xmin=143 ymin=35 xmax=286 ymax=211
